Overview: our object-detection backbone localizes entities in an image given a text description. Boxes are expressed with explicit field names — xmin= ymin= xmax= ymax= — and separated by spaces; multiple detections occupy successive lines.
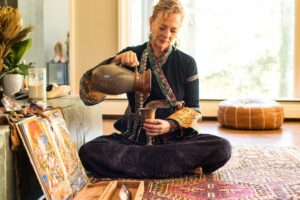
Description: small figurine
xmin=53 ymin=42 xmax=66 ymax=63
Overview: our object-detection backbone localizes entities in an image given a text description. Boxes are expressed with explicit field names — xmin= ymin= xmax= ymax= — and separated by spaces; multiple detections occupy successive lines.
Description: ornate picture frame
xmin=16 ymin=109 xmax=88 ymax=199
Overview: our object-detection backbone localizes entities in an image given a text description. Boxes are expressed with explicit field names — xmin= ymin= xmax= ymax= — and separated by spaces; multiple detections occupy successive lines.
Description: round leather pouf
xmin=218 ymin=98 xmax=284 ymax=130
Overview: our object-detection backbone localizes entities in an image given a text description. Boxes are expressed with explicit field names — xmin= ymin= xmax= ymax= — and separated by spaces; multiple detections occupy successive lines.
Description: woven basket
xmin=218 ymin=98 xmax=284 ymax=130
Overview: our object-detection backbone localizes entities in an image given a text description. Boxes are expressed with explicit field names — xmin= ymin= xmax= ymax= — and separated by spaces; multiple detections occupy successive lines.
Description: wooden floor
xmin=103 ymin=119 xmax=300 ymax=148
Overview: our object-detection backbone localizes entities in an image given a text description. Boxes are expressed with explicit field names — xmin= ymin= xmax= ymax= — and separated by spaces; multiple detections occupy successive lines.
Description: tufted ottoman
xmin=218 ymin=98 xmax=284 ymax=130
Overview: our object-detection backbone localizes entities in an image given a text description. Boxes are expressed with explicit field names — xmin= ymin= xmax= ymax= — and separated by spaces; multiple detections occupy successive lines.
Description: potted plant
xmin=0 ymin=5 xmax=33 ymax=97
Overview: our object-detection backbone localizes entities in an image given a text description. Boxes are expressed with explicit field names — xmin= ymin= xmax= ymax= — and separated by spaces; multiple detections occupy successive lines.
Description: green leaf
xmin=17 ymin=64 xmax=32 ymax=75
xmin=0 ymin=72 xmax=6 ymax=80
xmin=1 ymin=38 xmax=33 ymax=80
xmin=10 ymin=38 xmax=32 ymax=65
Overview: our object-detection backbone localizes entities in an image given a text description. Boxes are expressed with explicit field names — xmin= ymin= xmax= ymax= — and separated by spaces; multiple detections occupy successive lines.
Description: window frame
xmin=295 ymin=0 xmax=300 ymax=98
xmin=118 ymin=0 xmax=300 ymax=100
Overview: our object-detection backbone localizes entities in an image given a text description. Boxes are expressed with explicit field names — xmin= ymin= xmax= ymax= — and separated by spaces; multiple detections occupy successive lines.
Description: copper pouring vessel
xmin=91 ymin=63 xmax=151 ymax=96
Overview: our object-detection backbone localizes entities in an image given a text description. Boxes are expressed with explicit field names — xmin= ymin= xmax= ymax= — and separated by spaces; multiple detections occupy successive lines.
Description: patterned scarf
xmin=146 ymin=42 xmax=179 ymax=107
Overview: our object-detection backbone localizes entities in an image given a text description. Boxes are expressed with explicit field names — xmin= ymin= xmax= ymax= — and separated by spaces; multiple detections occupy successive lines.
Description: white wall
xmin=69 ymin=0 xmax=118 ymax=94
xmin=19 ymin=0 xmax=69 ymax=69
xmin=18 ymin=0 xmax=45 ymax=68
xmin=44 ymin=0 xmax=69 ymax=65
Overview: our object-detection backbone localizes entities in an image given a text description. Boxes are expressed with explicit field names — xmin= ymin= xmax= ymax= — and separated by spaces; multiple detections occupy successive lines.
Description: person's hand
xmin=143 ymin=119 xmax=170 ymax=136
xmin=114 ymin=51 xmax=139 ymax=67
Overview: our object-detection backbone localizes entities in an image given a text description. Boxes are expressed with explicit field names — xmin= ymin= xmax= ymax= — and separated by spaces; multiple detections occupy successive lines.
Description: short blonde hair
xmin=152 ymin=0 xmax=184 ymax=21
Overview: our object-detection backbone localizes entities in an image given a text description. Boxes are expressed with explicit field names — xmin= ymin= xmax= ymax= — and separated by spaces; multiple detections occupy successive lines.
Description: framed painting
xmin=16 ymin=116 xmax=72 ymax=200
xmin=16 ymin=109 xmax=88 ymax=199
xmin=44 ymin=109 xmax=88 ymax=195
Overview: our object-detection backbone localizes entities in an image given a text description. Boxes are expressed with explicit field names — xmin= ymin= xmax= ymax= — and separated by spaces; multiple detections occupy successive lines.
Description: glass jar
xmin=28 ymin=68 xmax=47 ymax=101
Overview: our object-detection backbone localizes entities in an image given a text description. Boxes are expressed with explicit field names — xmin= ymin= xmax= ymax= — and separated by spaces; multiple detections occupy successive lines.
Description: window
xmin=120 ymin=0 xmax=297 ymax=99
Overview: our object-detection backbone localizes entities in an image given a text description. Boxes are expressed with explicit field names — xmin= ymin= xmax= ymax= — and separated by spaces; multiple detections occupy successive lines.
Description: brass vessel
xmin=139 ymin=108 xmax=157 ymax=145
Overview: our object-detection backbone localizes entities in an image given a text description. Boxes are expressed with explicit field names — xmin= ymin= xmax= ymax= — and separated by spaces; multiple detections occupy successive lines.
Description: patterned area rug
xmin=143 ymin=146 xmax=300 ymax=200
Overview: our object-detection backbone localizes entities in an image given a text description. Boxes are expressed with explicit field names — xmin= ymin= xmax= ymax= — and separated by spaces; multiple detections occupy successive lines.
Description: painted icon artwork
xmin=17 ymin=116 xmax=72 ymax=200
xmin=44 ymin=109 xmax=88 ymax=195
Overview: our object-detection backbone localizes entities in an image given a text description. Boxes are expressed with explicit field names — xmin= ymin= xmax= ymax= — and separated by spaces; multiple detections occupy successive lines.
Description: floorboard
xmin=103 ymin=119 xmax=300 ymax=148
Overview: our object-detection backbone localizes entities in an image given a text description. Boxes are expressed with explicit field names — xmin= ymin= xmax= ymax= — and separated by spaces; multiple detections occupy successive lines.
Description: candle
xmin=28 ymin=68 xmax=47 ymax=101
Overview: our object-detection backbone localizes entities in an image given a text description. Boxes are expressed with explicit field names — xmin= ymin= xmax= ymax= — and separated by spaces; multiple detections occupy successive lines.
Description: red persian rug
xmin=143 ymin=146 xmax=300 ymax=200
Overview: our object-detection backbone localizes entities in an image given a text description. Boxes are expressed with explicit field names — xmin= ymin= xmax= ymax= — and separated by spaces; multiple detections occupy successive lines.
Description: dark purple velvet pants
xmin=79 ymin=133 xmax=231 ymax=179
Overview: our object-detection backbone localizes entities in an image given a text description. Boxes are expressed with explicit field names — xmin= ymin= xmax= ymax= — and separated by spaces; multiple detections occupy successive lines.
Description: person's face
xmin=150 ymin=12 xmax=182 ymax=51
